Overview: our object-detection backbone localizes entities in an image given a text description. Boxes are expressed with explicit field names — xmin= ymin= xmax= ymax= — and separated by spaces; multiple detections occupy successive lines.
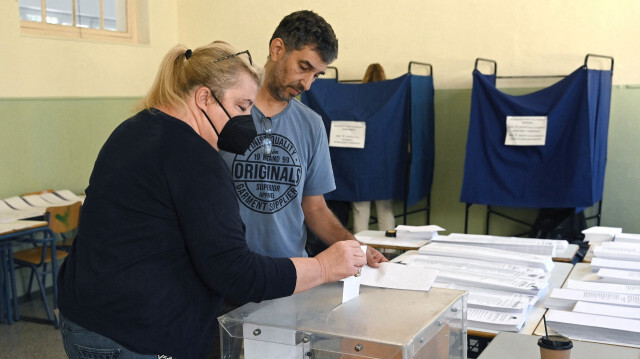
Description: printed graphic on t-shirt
xmin=231 ymin=133 xmax=302 ymax=213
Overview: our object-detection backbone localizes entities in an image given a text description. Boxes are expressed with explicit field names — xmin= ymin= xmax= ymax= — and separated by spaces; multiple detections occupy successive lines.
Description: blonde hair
xmin=362 ymin=63 xmax=386 ymax=83
xmin=137 ymin=41 xmax=263 ymax=113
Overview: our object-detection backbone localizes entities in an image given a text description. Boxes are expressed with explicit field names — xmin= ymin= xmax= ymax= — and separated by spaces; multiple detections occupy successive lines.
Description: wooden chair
xmin=13 ymin=201 xmax=81 ymax=327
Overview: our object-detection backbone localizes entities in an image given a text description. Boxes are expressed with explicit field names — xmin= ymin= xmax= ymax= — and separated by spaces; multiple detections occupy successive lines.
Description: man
xmin=220 ymin=10 xmax=387 ymax=266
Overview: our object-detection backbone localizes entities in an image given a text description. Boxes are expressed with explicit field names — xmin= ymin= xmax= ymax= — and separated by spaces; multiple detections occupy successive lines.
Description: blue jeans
xmin=60 ymin=313 xmax=172 ymax=359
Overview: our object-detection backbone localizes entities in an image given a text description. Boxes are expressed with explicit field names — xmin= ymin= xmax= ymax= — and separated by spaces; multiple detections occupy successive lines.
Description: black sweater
xmin=58 ymin=109 xmax=296 ymax=358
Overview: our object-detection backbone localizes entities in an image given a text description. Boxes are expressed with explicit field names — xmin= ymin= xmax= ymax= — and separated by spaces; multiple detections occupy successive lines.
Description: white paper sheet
xmin=591 ymin=258 xmax=640 ymax=272
xmin=398 ymin=254 xmax=548 ymax=281
xmin=596 ymin=268 xmax=640 ymax=284
xmin=359 ymin=262 xmax=438 ymax=292
xmin=565 ymin=279 xmax=640 ymax=295
xmin=418 ymin=242 xmax=555 ymax=271
xmin=467 ymin=308 xmax=525 ymax=332
xmin=547 ymin=288 xmax=640 ymax=307
xmin=341 ymin=245 xmax=367 ymax=303
xmin=546 ymin=309 xmax=640 ymax=347
xmin=328 ymin=121 xmax=366 ymax=148
xmin=572 ymin=301 xmax=640 ymax=319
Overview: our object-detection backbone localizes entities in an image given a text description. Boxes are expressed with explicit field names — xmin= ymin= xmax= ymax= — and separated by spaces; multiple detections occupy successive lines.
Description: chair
xmin=13 ymin=201 xmax=81 ymax=327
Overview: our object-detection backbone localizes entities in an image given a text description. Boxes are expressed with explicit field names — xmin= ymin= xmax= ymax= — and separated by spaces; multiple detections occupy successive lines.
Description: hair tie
xmin=185 ymin=49 xmax=192 ymax=59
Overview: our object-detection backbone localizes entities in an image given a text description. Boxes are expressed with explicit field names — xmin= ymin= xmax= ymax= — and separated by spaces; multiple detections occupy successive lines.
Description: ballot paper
xmin=0 ymin=198 xmax=43 ymax=220
xmin=544 ymin=288 xmax=640 ymax=310
xmin=432 ymin=233 xmax=566 ymax=256
xmin=546 ymin=309 xmax=640 ymax=347
xmin=596 ymin=268 xmax=640 ymax=284
xmin=591 ymin=257 xmax=640 ymax=272
xmin=359 ymin=262 xmax=438 ymax=292
xmin=615 ymin=233 xmax=640 ymax=244
xmin=355 ymin=231 xmax=430 ymax=249
xmin=3 ymin=196 xmax=33 ymax=210
xmin=341 ymin=245 xmax=367 ymax=303
xmin=397 ymin=254 xmax=549 ymax=281
xmin=418 ymin=242 xmax=555 ymax=272
xmin=434 ymin=269 xmax=546 ymax=295
xmin=21 ymin=194 xmax=56 ymax=208
xmin=466 ymin=308 xmax=526 ymax=332
xmin=395 ymin=225 xmax=444 ymax=240
xmin=593 ymin=244 xmax=640 ymax=261
xmin=464 ymin=288 xmax=530 ymax=313
xmin=565 ymin=279 xmax=640 ymax=295
xmin=39 ymin=192 xmax=78 ymax=205
xmin=55 ymin=189 xmax=85 ymax=202
xmin=582 ymin=226 xmax=622 ymax=243
xmin=572 ymin=301 xmax=640 ymax=319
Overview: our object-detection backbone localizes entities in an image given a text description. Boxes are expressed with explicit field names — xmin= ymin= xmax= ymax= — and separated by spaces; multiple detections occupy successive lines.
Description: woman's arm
xmin=290 ymin=240 xmax=366 ymax=293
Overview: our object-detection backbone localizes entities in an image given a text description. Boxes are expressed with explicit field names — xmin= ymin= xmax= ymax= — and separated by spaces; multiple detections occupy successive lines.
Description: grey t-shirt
xmin=220 ymin=99 xmax=335 ymax=257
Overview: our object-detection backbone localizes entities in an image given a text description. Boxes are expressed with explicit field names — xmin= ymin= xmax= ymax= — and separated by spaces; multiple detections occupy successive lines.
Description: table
xmin=0 ymin=220 xmax=48 ymax=324
xmin=478 ymin=331 xmax=640 ymax=359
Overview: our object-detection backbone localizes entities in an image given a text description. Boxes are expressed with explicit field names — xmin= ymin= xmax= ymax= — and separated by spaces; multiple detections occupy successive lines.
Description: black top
xmin=58 ymin=109 xmax=296 ymax=358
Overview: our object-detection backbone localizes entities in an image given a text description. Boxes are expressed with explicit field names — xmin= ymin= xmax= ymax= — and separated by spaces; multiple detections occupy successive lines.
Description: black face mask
xmin=202 ymin=92 xmax=257 ymax=155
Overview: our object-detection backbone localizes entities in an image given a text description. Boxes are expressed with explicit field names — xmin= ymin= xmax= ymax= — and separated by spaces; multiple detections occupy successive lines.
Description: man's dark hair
xmin=269 ymin=10 xmax=338 ymax=64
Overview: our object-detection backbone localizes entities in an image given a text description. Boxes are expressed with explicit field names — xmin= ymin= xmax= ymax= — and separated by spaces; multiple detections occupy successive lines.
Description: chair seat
xmin=14 ymin=247 xmax=68 ymax=265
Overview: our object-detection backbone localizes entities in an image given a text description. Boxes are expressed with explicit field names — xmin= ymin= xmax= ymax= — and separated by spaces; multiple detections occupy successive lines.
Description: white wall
xmin=2 ymin=1 xmax=637 ymax=98
xmin=0 ymin=0 xmax=179 ymax=98
xmin=178 ymin=0 xmax=639 ymax=88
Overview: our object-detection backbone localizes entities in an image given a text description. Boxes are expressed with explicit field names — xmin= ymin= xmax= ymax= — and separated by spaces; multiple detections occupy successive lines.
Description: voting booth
xmin=218 ymin=282 xmax=467 ymax=359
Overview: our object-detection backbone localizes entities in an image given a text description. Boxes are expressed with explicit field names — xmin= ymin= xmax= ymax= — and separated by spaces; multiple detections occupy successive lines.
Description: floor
xmin=0 ymin=293 xmax=67 ymax=359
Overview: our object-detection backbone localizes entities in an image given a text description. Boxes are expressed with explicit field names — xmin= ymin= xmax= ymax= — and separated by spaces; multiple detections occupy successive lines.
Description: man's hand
xmin=365 ymin=246 xmax=389 ymax=268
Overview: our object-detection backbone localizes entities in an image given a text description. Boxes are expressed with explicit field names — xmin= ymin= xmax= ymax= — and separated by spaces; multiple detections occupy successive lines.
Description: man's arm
xmin=302 ymin=194 xmax=388 ymax=267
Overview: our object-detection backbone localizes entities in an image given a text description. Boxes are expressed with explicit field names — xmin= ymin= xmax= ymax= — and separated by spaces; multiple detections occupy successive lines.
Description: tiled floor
xmin=0 ymin=294 xmax=67 ymax=359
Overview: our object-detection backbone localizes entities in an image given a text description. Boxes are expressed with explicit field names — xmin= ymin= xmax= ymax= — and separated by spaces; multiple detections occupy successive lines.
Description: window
xmin=19 ymin=0 xmax=140 ymax=42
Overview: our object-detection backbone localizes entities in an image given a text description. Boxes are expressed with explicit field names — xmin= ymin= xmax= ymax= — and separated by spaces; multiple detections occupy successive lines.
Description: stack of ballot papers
xmin=582 ymin=226 xmax=622 ymax=243
xmin=545 ymin=309 xmax=640 ymax=347
xmin=544 ymin=274 xmax=640 ymax=347
xmin=430 ymin=233 xmax=567 ymax=256
xmin=1 ymin=189 xmax=84 ymax=223
xmin=394 ymin=225 xmax=444 ymax=240
xmin=614 ymin=232 xmax=640 ymax=244
xmin=418 ymin=242 xmax=555 ymax=271
xmin=397 ymin=244 xmax=556 ymax=332
xmin=589 ymin=241 xmax=640 ymax=284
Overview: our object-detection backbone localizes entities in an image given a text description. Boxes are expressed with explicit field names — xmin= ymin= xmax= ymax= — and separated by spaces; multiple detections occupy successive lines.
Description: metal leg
xmin=8 ymin=244 xmax=19 ymax=321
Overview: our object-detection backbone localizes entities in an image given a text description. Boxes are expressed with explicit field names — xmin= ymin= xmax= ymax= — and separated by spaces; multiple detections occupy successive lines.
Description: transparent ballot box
xmin=218 ymin=282 xmax=467 ymax=359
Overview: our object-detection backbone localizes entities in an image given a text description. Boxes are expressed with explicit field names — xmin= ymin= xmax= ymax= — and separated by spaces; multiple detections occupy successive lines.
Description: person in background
xmin=57 ymin=40 xmax=366 ymax=359
xmin=219 ymin=10 xmax=389 ymax=265
xmin=351 ymin=63 xmax=396 ymax=234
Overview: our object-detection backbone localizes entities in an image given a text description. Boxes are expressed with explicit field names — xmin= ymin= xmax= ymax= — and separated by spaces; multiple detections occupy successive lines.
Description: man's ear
xmin=269 ymin=38 xmax=286 ymax=61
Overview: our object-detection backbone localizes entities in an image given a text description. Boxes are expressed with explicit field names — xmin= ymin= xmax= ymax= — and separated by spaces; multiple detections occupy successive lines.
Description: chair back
xmin=46 ymin=201 xmax=82 ymax=234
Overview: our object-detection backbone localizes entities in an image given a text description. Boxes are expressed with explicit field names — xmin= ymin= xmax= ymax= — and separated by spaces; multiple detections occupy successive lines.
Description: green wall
xmin=0 ymin=97 xmax=139 ymax=197
xmin=1 ymin=87 xmax=639 ymax=235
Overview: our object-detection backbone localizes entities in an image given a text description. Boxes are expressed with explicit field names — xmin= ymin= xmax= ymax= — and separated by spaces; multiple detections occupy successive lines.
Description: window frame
xmin=20 ymin=0 xmax=138 ymax=43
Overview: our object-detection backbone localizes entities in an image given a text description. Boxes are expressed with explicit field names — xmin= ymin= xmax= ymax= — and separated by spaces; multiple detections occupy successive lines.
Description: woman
xmin=351 ymin=63 xmax=396 ymax=234
xmin=57 ymin=41 xmax=366 ymax=359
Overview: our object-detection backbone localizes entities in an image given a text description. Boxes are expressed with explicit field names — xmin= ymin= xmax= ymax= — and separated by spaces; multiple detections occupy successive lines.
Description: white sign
xmin=328 ymin=121 xmax=366 ymax=148
xmin=504 ymin=116 xmax=547 ymax=146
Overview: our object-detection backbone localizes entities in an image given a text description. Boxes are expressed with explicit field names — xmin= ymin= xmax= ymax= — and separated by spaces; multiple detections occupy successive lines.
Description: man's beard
xmin=265 ymin=62 xmax=305 ymax=102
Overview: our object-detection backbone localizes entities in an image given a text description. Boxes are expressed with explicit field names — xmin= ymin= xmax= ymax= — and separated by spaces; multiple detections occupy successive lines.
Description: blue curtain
xmin=301 ymin=74 xmax=435 ymax=204
xmin=460 ymin=67 xmax=612 ymax=208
